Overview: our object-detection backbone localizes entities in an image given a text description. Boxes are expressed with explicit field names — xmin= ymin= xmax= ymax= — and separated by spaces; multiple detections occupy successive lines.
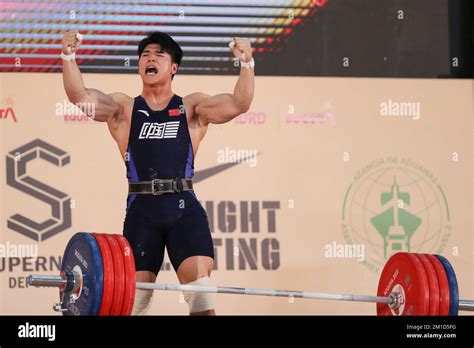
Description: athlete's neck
xmin=141 ymin=85 xmax=174 ymax=108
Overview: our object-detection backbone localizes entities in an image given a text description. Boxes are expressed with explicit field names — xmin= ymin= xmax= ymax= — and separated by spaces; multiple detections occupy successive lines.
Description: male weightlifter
xmin=61 ymin=31 xmax=255 ymax=315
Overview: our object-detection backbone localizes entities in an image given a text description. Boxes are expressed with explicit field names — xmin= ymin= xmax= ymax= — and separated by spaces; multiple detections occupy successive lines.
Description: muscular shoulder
xmin=184 ymin=92 xmax=210 ymax=104
xmin=183 ymin=92 xmax=210 ymax=126
xmin=109 ymin=92 xmax=133 ymax=109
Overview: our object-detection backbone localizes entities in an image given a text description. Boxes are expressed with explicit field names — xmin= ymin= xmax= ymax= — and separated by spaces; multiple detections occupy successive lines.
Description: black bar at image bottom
xmin=0 ymin=316 xmax=473 ymax=346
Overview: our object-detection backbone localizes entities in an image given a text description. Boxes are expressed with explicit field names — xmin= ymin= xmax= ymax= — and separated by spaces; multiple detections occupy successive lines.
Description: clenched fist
xmin=229 ymin=37 xmax=253 ymax=63
xmin=62 ymin=30 xmax=83 ymax=55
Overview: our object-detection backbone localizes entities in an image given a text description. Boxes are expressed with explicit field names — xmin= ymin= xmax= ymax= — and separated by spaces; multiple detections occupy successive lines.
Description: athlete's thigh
xmin=123 ymin=196 xmax=166 ymax=276
xmin=166 ymin=201 xmax=214 ymax=280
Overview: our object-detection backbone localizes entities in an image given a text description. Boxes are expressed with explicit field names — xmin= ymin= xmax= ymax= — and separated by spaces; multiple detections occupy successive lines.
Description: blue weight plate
xmin=435 ymin=255 xmax=459 ymax=316
xmin=60 ymin=232 xmax=103 ymax=315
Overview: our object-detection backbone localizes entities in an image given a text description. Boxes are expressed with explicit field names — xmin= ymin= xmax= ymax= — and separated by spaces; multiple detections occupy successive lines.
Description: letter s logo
xmin=6 ymin=139 xmax=72 ymax=241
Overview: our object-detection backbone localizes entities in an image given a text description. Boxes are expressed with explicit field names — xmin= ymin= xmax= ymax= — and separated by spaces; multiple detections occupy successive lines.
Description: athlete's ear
xmin=171 ymin=63 xmax=179 ymax=75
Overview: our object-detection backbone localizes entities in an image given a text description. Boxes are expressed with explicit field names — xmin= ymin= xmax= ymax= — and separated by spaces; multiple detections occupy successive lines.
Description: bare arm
xmin=61 ymin=30 xmax=121 ymax=122
xmin=194 ymin=38 xmax=255 ymax=125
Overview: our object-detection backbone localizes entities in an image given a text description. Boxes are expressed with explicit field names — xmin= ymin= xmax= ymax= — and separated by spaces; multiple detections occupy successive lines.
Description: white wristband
xmin=240 ymin=58 xmax=255 ymax=69
xmin=61 ymin=52 xmax=76 ymax=61
xmin=229 ymin=40 xmax=255 ymax=68
xmin=61 ymin=33 xmax=83 ymax=61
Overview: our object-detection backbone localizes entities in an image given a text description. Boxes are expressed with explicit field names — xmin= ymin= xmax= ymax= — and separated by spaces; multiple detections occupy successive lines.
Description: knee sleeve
xmin=183 ymin=276 xmax=214 ymax=313
xmin=132 ymin=289 xmax=154 ymax=316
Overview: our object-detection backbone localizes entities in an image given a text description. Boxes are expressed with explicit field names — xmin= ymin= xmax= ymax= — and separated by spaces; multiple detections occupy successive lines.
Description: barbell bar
xmin=28 ymin=273 xmax=394 ymax=304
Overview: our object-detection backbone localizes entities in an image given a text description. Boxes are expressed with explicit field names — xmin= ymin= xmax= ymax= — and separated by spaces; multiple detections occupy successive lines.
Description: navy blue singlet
xmin=122 ymin=94 xmax=214 ymax=274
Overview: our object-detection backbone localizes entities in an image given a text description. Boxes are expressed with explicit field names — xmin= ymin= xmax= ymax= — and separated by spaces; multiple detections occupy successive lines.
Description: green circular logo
xmin=342 ymin=157 xmax=451 ymax=273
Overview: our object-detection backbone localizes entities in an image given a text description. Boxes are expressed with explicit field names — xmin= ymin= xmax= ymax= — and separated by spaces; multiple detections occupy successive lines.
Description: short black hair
xmin=138 ymin=32 xmax=183 ymax=78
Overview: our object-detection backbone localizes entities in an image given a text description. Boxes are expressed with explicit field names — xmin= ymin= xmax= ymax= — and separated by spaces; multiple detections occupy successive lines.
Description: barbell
xmin=28 ymin=232 xmax=474 ymax=315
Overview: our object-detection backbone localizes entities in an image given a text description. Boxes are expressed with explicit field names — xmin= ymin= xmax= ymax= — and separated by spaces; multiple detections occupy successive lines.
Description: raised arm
xmin=61 ymin=30 xmax=121 ymax=122
xmin=194 ymin=38 xmax=255 ymax=125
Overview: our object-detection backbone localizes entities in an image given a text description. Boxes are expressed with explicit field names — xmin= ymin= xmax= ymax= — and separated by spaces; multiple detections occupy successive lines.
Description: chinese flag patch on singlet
xmin=168 ymin=108 xmax=181 ymax=117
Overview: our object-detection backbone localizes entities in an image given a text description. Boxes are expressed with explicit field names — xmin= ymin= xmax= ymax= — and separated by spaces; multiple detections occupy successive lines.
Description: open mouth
xmin=145 ymin=66 xmax=158 ymax=75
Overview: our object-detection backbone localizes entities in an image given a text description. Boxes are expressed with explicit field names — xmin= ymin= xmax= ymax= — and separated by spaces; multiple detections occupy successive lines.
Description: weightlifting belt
xmin=128 ymin=178 xmax=193 ymax=195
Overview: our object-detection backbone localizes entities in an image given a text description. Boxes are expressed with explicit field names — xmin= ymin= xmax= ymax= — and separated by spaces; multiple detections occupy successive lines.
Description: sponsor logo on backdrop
xmin=233 ymin=110 xmax=266 ymax=124
xmin=3 ymin=139 xmax=71 ymax=288
xmin=1 ymin=96 xmax=18 ymax=123
xmin=206 ymin=200 xmax=280 ymax=271
xmin=138 ymin=121 xmax=180 ymax=139
xmin=286 ymin=111 xmax=335 ymax=126
xmin=6 ymin=139 xmax=72 ymax=242
xmin=285 ymin=102 xmax=335 ymax=126
xmin=341 ymin=157 xmax=450 ymax=273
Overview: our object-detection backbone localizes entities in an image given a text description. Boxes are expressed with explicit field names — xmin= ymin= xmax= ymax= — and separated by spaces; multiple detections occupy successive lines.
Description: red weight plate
xmin=92 ymin=233 xmax=115 ymax=316
xmin=416 ymin=254 xmax=439 ymax=315
xmin=425 ymin=254 xmax=450 ymax=316
xmin=113 ymin=234 xmax=136 ymax=316
xmin=377 ymin=252 xmax=430 ymax=316
xmin=104 ymin=234 xmax=125 ymax=316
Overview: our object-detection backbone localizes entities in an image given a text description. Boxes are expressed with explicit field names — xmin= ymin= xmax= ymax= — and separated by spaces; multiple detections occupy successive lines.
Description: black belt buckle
xmin=151 ymin=179 xmax=164 ymax=196
xmin=175 ymin=177 xmax=183 ymax=193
